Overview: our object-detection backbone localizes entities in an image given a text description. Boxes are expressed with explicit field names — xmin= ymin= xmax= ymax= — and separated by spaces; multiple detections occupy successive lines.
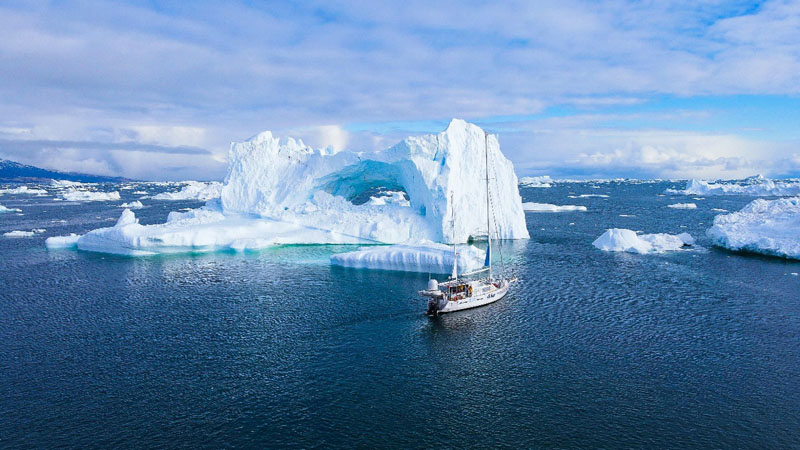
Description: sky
xmin=1 ymin=0 xmax=799 ymax=180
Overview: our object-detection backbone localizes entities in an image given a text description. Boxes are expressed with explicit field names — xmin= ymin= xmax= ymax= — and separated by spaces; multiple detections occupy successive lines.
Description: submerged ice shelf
xmin=47 ymin=119 xmax=529 ymax=264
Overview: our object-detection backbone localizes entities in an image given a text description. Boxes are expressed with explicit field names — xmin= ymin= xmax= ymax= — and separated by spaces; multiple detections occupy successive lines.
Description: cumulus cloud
xmin=0 ymin=0 xmax=799 ymax=179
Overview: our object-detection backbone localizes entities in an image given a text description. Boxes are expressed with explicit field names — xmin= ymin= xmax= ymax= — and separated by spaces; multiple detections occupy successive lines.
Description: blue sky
xmin=0 ymin=0 xmax=799 ymax=180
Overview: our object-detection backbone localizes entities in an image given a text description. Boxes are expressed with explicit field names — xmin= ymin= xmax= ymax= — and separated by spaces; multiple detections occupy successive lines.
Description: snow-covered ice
xmin=330 ymin=242 xmax=485 ymax=274
xmin=667 ymin=176 xmax=800 ymax=196
xmin=519 ymin=176 xmax=552 ymax=188
xmin=522 ymin=202 xmax=587 ymax=212
xmin=667 ymin=203 xmax=697 ymax=209
xmin=706 ymin=196 xmax=800 ymax=259
xmin=120 ymin=200 xmax=144 ymax=209
xmin=152 ymin=181 xmax=223 ymax=201
xmin=45 ymin=233 xmax=81 ymax=249
xmin=0 ymin=204 xmax=21 ymax=213
xmin=0 ymin=186 xmax=47 ymax=195
xmin=62 ymin=120 xmax=529 ymax=256
xmin=4 ymin=228 xmax=45 ymax=237
xmin=61 ymin=189 xmax=121 ymax=202
xmin=593 ymin=228 xmax=695 ymax=254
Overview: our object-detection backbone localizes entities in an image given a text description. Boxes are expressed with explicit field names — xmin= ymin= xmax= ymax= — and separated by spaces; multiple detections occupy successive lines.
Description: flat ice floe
xmin=519 ymin=176 xmax=552 ymax=188
xmin=4 ymin=228 xmax=45 ymax=237
xmin=667 ymin=203 xmax=697 ymax=209
xmin=0 ymin=186 xmax=47 ymax=195
xmin=152 ymin=181 xmax=223 ymax=201
xmin=51 ymin=120 xmax=529 ymax=256
xmin=593 ymin=228 xmax=695 ymax=254
xmin=569 ymin=194 xmax=609 ymax=198
xmin=61 ymin=189 xmax=121 ymax=202
xmin=330 ymin=243 xmax=485 ymax=274
xmin=706 ymin=197 xmax=800 ymax=259
xmin=522 ymin=202 xmax=587 ymax=212
xmin=0 ymin=204 xmax=21 ymax=213
xmin=667 ymin=176 xmax=800 ymax=196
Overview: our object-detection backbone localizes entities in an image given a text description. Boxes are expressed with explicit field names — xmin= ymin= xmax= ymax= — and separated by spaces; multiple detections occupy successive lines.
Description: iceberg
xmin=61 ymin=189 xmax=121 ymax=202
xmin=0 ymin=186 xmax=47 ymax=195
xmin=152 ymin=181 xmax=223 ymax=201
xmin=593 ymin=228 xmax=695 ymax=254
xmin=120 ymin=200 xmax=144 ymax=209
xmin=519 ymin=176 xmax=552 ymax=188
xmin=667 ymin=203 xmax=697 ymax=209
xmin=522 ymin=202 xmax=587 ymax=212
xmin=330 ymin=242 xmax=485 ymax=274
xmin=0 ymin=204 xmax=21 ymax=213
xmin=706 ymin=197 xmax=800 ymax=259
xmin=59 ymin=120 xmax=529 ymax=256
xmin=667 ymin=176 xmax=800 ymax=196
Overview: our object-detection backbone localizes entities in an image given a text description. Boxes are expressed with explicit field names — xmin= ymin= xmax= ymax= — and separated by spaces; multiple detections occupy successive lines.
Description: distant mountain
xmin=0 ymin=159 xmax=130 ymax=183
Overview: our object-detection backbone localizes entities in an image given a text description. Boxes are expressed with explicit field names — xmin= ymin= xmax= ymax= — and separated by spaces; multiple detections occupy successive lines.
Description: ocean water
xmin=1 ymin=181 xmax=799 ymax=449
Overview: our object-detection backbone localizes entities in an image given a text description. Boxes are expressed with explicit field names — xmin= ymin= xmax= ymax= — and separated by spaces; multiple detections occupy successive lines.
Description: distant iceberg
xmin=61 ymin=189 xmax=121 ymax=202
xmin=0 ymin=186 xmax=47 ymax=195
xmin=4 ymin=228 xmax=45 ymax=238
xmin=519 ymin=176 xmax=552 ymax=188
xmin=51 ymin=120 xmax=529 ymax=257
xmin=706 ymin=197 xmax=800 ymax=260
xmin=667 ymin=176 xmax=800 ymax=196
xmin=522 ymin=202 xmax=587 ymax=212
xmin=0 ymin=204 xmax=21 ymax=213
xmin=593 ymin=228 xmax=694 ymax=254
xmin=152 ymin=181 xmax=223 ymax=201
xmin=667 ymin=203 xmax=697 ymax=209
xmin=330 ymin=242 xmax=485 ymax=274
xmin=120 ymin=200 xmax=144 ymax=209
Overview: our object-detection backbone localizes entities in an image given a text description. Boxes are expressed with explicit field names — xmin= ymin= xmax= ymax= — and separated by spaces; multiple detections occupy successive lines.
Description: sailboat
xmin=420 ymin=132 xmax=515 ymax=315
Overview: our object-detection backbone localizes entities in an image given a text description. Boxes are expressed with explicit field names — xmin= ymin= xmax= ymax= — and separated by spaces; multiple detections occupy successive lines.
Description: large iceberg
xmin=52 ymin=120 xmax=529 ymax=256
xmin=592 ymin=228 xmax=695 ymax=254
xmin=667 ymin=176 xmax=800 ymax=196
xmin=706 ymin=197 xmax=800 ymax=259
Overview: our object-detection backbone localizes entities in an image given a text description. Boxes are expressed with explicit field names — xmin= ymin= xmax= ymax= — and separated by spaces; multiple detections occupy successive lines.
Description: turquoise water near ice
xmin=1 ymin=181 xmax=799 ymax=448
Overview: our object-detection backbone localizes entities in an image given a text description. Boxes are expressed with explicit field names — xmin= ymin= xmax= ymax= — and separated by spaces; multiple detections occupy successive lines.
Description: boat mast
xmin=485 ymin=131 xmax=492 ymax=281
xmin=451 ymin=191 xmax=458 ymax=280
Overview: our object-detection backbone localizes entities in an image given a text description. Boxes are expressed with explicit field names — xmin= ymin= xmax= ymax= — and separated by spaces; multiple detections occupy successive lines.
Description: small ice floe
xmin=692 ymin=197 xmax=705 ymax=201
xmin=519 ymin=176 xmax=553 ymax=188
xmin=61 ymin=189 xmax=121 ymax=202
xmin=45 ymin=233 xmax=82 ymax=249
xmin=711 ymin=208 xmax=728 ymax=212
xmin=706 ymin=196 xmax=800 ymax=260
xmin=330 ymin=242 xmax=485 ymax=274
xmin=120 ymin=200 xmax=144 ymax=209
xmin=152 ymin=181 xmax=222 ymax=201
xmin=667 ymin=203 xmax=697 ymax=209
xmin=574 ymin=194 xmax=609 ymax=198
xmin=132 ymin=190 xmax=147 ymax=195
xmin=0 ymin=204 xmax=21 ymax=213
xmin=593 ymin=228 xmax=695 ymax=254
xmin=522 ymin=202 xmax=587 ymax=212
xmin=0 ymin=186 xmax=47 ymax=195
xmin=4 ymin=228 xmax=46 ymax=237
xmin=619 ymin=214 xmax=636 ymax=217
xmin=790 ymin=272 xmax=798 ymax=276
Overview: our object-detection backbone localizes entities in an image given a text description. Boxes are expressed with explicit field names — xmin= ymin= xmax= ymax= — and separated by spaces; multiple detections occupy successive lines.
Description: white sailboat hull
xmin=429 ymin=279 xmax=510 ymax=314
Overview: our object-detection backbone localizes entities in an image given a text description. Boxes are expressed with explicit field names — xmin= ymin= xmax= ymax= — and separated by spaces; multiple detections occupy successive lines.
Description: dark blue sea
xmin=1 ymin=181 xmax=799 ymax=449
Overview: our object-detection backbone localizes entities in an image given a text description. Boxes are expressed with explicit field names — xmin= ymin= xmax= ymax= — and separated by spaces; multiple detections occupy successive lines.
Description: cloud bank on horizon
xmin=0 ymin=0 xmax=799 ymax=180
